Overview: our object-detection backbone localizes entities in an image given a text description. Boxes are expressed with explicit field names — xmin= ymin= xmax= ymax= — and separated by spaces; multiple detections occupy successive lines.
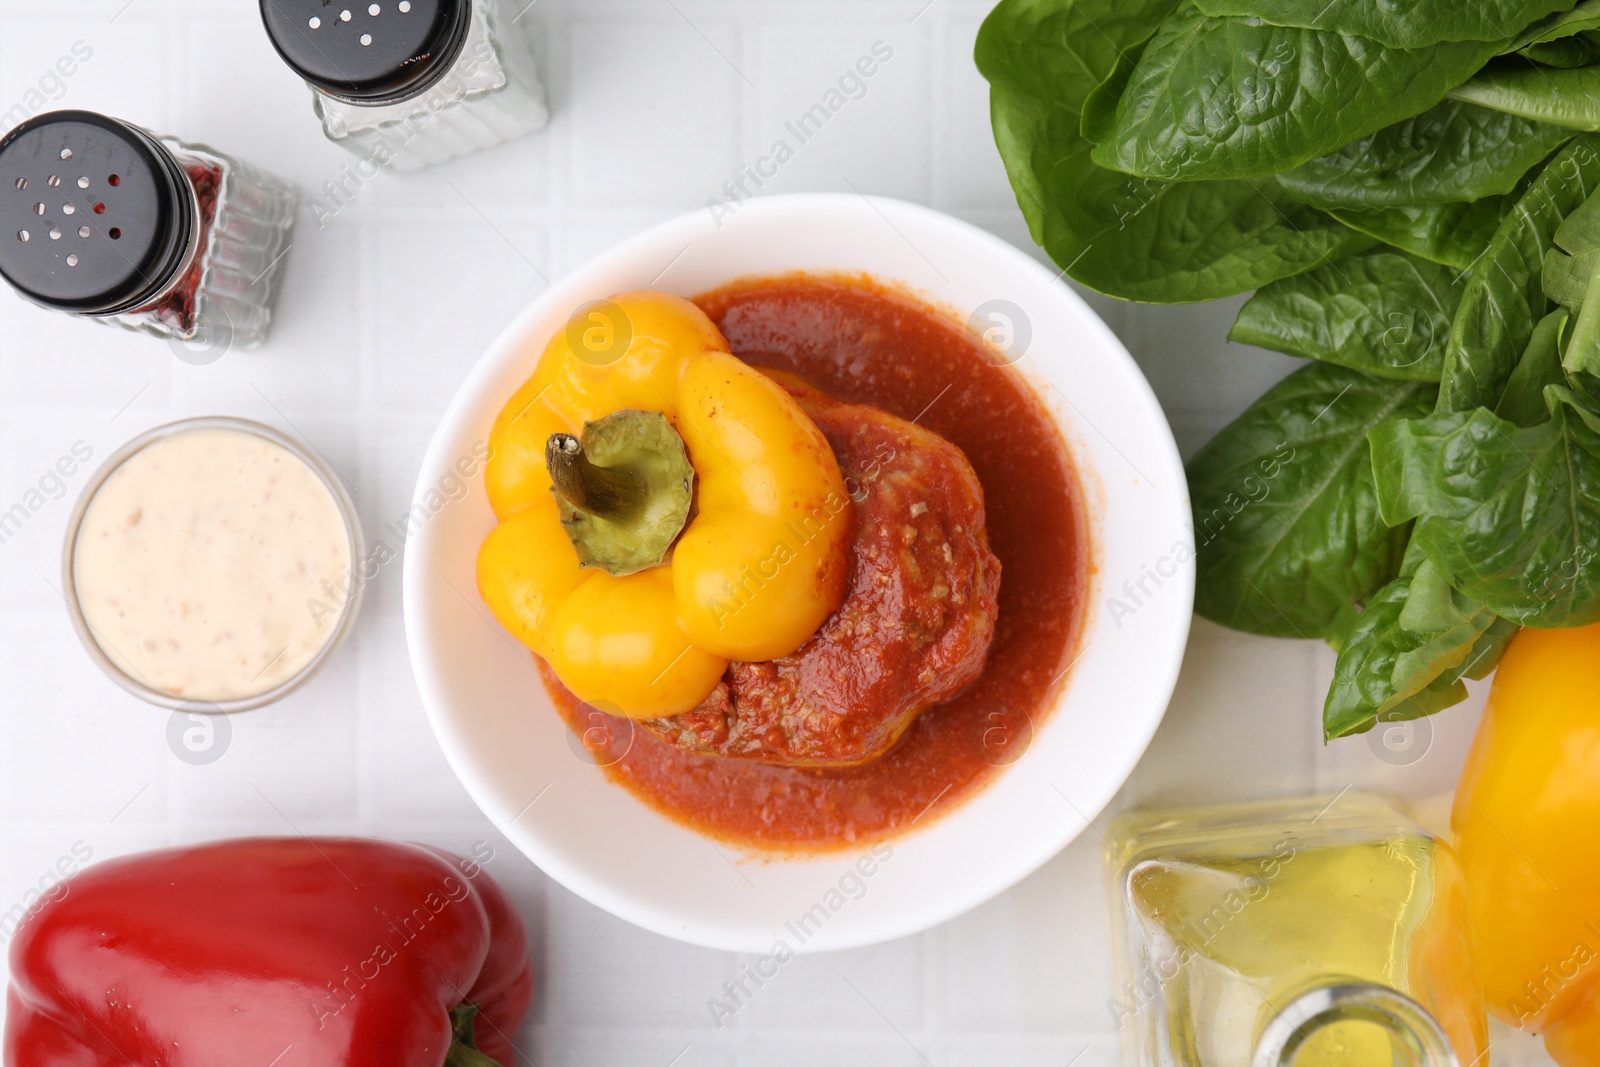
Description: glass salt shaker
xmin=0 ymin=110 xmax=296 ymax=353
xmin=1106 ymin=794 xmax=1487 ymax=1067
xmin=259 ymin=0 xmax=549 ymax=173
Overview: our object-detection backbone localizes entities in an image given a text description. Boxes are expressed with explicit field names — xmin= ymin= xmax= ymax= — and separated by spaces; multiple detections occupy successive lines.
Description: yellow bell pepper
xmin=1453 ymin=621 xmax=1600 ymax=1064
xmin=477 ymin=290 xmax=851 ymax=719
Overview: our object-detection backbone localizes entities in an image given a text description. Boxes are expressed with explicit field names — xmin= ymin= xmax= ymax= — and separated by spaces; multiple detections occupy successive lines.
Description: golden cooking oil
xmin=1106 ymin=794 xmax=1486 ymax=1066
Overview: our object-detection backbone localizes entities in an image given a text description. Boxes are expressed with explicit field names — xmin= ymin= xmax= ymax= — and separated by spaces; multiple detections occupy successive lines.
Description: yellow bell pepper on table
xmin=477 ymin=290 xmax=851 ymax=719
xmin=1453 ymin=621 xmax=1600 ymax=1065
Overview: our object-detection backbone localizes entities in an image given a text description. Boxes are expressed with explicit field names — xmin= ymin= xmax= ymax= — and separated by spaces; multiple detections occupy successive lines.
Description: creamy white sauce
xmin=73 ymin=427 xmax=353 ymax=702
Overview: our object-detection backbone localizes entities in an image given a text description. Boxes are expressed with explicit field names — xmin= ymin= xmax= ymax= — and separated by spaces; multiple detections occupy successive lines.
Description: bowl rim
xmin=403 ymin=192 xmax=1194 ymax=952
xmin=62 ymin=415 xmax=367 ymax=714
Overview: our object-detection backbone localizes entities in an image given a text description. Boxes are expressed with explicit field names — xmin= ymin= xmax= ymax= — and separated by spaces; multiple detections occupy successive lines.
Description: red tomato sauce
xmin=543 ymin=274 xmax=1089 ymax=850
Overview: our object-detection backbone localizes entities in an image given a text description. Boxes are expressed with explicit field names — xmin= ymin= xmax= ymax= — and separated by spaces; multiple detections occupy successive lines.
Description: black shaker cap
xmin=0 ymin=111 xmax=193 ymax=316
xmin=259 ymin=0 xmax=471 ymax=103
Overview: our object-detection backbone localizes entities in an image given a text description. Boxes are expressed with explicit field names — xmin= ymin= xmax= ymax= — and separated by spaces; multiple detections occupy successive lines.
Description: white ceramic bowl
xmin=403 ymin=195 xmax=1192 ymax=953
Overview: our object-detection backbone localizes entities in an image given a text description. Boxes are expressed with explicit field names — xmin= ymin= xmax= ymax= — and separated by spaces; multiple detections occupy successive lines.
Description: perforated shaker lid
xmin=0 ymin=111 xmax=193 ymax=316
xmin=259 ymin=0 xmax=472 ymax=103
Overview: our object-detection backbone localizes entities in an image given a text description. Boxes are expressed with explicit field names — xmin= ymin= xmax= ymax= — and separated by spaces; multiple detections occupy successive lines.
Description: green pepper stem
xmin=546 ymin=433 xmax=648 ymax=522
xmin=446 ymin=1040 xmax=504 ymax=1067
xmin=446 ymin=1004 xmax=506 ymax=1067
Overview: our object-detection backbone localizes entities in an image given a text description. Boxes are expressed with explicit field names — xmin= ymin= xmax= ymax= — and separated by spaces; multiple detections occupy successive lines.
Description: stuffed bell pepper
xmin=477 ymin=290 xmax=853 ymax=719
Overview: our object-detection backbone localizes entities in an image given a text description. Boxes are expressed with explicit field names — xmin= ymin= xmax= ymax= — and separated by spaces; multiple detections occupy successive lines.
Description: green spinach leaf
xmin=1079 ymin=49 xmax=1142 ymax=145
xmin=1189 ymin=363 xmax=1434 ymax=638
xmin=1543 ymin=186 xmax=1600 ymax=327
xmin=1519 ymin=34 xmax=1600 ymax=66
xmin=1230 ymin=248 xmax=1458 ymax=381
xmin=1389 ymin=616 xmax=1518 ymax=718
xmin=1553 ymin=183 xmax=1600 ymax=260
xmin=978 ymin=0 xmax=1368 ymax=302
xmin=1277 ymin=101 xmax=1571 ymax=209
xmin=1437 ymin=135 xmax=1600 ymax=412
xmin=1564 ymin=263 xmax=1600 ymax=374
xmin=1559 ymin=191 xmax=1600 ymax=376
xmin=972 ymin=0 xmax=1176 ymax=109
xmin=1512 ymin=0 xmax=1600 ymax=50
xmin=1544 ymin=245 xmax=1600 ymax=308
xmin=1550 ymin=263 xmax=1600 ymax=321
xmin=1324 ymin=556 xmax=1515 ymax=740
xmin=1370 ymin=388 xmax=1600 ymax=625
xmin=1450 ymin=65 xmax=1600 ymax=130
xmin=1194 ymin=0 xmax=1566 ymax=49
xmin=1092 ymin=2 xmax=1507 ymax=182
xmin=1546 ymin=230 xmax=1600 ymax=316
xmin=1330 ymin=197 xmax=1511 ymax=270
xmin=1497 ymin=309 xmax=1570 ymax=424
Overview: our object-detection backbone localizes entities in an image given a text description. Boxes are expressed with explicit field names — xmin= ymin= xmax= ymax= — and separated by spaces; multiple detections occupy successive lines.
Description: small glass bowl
xmin=61 ymin=416 xmax=365 ymax=713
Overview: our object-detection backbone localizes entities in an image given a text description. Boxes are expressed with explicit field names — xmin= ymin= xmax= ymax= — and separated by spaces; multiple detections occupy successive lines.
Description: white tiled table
xmin=0 ymin=2 xmax=1554 ymax=1064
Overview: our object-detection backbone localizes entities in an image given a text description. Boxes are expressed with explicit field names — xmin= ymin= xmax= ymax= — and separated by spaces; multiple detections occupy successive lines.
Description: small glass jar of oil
xmin=1105 ymin=794 xmax=1487 ymax=1066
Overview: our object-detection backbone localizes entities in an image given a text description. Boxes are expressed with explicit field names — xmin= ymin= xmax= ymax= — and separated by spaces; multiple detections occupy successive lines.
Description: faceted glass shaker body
xmin=1106 ymin=794 xmax=1486 ymax=1067
xmin=111 ymin=138 xmax=296 ymax=352
xmin=313 ymin=0 xmax=548 ymax=172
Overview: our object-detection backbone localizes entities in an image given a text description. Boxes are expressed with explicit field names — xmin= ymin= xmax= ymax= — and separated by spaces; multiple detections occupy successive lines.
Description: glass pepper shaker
xmin=259 ymin=0 xmax=550 ymax=173
xmin=0 ymin=110 xmax=296 ymax=353
xmin=1105 ymin=794 xmax=1487 ymax=1067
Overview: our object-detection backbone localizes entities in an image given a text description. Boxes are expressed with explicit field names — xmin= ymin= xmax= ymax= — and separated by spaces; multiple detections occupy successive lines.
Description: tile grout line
xmin=356 ymin=216 xmax=378 ymax=825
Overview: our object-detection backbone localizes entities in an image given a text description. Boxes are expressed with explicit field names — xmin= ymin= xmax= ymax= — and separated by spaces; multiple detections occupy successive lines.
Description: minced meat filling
xmin=643 ymin=380 xmax=1001 ymax=767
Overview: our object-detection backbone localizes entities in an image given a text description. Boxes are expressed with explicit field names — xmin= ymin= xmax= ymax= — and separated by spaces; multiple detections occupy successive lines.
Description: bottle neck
xmin=1251 ymin=983 xmax=1459 ymax=1067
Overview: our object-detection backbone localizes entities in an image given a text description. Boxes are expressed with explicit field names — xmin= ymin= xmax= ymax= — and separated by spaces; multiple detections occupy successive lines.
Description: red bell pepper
xmin=4 ymin=837 xmax=533 ymax=1067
